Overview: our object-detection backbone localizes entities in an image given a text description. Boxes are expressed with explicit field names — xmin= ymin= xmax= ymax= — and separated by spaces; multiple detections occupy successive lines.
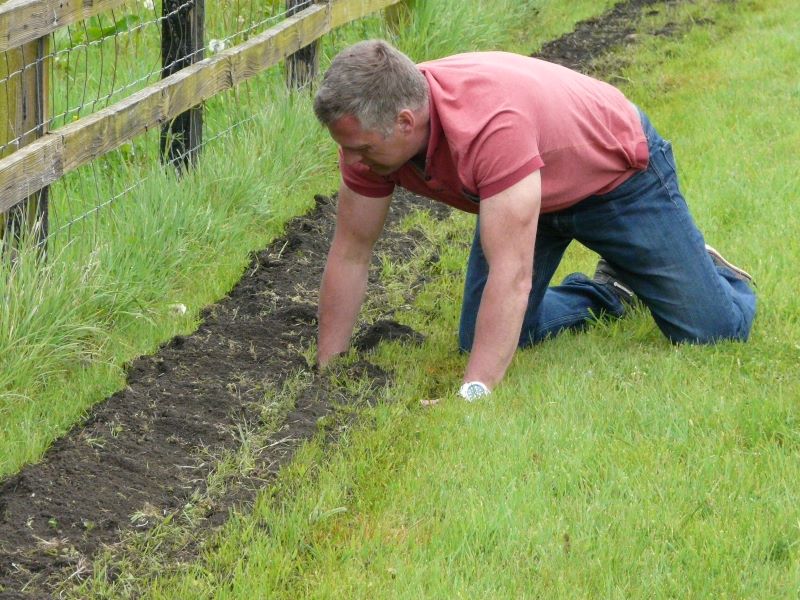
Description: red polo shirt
xmin=340 ymin=52 xmax=649 ymax=214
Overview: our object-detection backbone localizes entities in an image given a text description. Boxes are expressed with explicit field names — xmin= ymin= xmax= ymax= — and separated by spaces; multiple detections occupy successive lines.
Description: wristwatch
xmin=459 ymin=381 xmax=490 ymax=402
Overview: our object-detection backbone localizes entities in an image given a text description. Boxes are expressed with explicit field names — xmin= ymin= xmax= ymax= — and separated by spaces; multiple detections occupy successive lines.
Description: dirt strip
xmin=0 ymin=0 xmax=696 ymax=596
xmin=0 ymin=191 xmax=445 ymax=597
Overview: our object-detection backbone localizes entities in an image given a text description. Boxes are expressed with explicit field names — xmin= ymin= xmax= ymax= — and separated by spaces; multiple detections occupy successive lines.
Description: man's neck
xmin=408 ymin=109 xmax=431 ymax=169
xmin=409 ymin=151 xmax=426 ymax=171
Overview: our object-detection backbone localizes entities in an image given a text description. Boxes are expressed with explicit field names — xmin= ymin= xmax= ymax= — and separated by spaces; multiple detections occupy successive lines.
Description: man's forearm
xmin=317 ymin=254 xmax=369 ymax=366
xmin=460 ymin=170 xmax=541 ymax=394
xmin=463 ymin=272 xmax=530 ymax=389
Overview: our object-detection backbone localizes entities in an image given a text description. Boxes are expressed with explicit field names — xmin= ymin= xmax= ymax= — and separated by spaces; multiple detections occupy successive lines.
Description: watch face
xmin=463 ymin=382 xmax=488 ymax=400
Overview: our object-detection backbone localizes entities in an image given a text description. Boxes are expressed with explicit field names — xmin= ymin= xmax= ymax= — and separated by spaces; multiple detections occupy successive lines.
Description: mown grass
xmin=118 ymin=0 xmax=798 ymax=597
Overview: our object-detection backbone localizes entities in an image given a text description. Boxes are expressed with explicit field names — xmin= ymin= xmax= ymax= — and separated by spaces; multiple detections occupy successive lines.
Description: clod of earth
xmin=354 ymin=320 xmax=426 ymax=352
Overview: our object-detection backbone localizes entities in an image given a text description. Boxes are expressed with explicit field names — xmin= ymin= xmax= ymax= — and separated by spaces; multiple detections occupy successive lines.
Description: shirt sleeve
xmin=339 ymin=150 xmax=395 ymax=198
xmin=470 ymin=110 xmax=544 ymax=200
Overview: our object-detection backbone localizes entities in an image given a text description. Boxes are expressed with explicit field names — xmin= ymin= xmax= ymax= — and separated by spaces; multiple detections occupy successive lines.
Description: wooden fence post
xmin=0 ymin=36 xmax=50 ymax=258
xmin=161 ymin=0 xmax=205 ymax=170
xmin=285 ymin=0 xmax=320 ymax=90
xmin=385 ymin=0 xmax=416 ymax=36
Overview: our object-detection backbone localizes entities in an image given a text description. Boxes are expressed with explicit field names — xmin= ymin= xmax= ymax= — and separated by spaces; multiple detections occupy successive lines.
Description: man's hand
xmin=463 ymin=170 xmax=542 ymax=389
xmin=317 ymin=184 xmax=391 ymax=368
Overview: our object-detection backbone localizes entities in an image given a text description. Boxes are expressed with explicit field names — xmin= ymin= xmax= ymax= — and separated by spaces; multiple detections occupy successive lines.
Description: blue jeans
xmin=458 ymin=109 xmax=756 ymax=350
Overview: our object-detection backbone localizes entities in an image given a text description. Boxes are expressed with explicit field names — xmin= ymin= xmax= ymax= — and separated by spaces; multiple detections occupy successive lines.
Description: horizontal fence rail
xmin=0 ymin=0 xmax=404 ymax=222
xmin=0 ymin=0 xmax=129 ymax=53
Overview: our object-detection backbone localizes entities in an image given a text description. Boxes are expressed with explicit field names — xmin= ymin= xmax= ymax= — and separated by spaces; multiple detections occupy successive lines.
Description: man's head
xmin=314 ymin=39 xmax=429 ymax=174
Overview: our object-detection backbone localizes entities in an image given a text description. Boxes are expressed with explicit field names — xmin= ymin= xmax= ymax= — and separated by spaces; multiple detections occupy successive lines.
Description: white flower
xmin=169 ymin=303 xmax=187 ymax=316
xmin=141 ymin=0 xmax=154 ymax=10
xmin=209 ymin=39 xmax=226 ymax=54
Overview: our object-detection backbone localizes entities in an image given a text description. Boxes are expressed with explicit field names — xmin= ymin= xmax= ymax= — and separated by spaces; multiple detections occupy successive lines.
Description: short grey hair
xmin=313 ymin=39 xmax=428 ymax=135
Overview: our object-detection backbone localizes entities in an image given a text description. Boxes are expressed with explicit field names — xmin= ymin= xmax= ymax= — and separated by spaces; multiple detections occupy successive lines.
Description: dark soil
xmin=0 ymin=0 xmax=700 ymax=596
xmin=534 ymin=0 xmax=662 ymax=71
xmin=0 ymin=191 xmax=442 ymax=598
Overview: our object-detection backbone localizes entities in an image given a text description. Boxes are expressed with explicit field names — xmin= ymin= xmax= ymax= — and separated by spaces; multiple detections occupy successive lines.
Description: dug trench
xmin=0 ymin=0 xmax=705 ymax=595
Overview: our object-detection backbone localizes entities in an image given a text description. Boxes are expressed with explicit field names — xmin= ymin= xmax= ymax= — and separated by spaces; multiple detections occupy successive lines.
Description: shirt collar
xmin=421 ymin=82 xmax=442 ymax=178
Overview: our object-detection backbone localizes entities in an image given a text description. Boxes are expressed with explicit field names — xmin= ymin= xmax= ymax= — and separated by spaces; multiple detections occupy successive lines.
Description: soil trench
xmin=0 ymin=0 xmax=694 ymax=596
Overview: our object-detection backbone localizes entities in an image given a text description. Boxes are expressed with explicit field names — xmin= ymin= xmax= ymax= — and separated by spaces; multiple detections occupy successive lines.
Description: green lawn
xmin=73 ymin=0 xmax=799 ymax=598
xmin=5 ymin=0 xmax=798 ymax=596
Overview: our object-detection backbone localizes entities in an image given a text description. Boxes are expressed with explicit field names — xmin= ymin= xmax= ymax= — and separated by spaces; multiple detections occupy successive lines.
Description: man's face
xmin=328 ymin=114 xmax=415 ymax=176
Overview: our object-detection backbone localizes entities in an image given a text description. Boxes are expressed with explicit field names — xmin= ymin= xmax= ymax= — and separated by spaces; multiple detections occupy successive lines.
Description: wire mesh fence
xmin=0 ymin=1 xmax=309 ymax=155
xmin=0 ymin=0 xmax=322 ymax=258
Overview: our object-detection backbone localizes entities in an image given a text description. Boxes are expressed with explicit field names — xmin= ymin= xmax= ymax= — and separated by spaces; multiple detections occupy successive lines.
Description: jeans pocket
xmin=659 ymin=140 xmax=677 ymax=174
xmin=650 ymin=140 xmax=677 ymax=180
xmin=648 ymin=140 xmax=686 ymax=206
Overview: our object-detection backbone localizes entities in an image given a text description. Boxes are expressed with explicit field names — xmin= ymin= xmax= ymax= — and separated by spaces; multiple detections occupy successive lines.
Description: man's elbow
xmin=329 ymin=234 xmax=374 ymax=267
xmin=490 ymin=266 xmax=532 ymax=301
xmin=512 ymin=272 xmax=532 ymax=303
xmin=507 ymin=260 xmax=533 ymax=293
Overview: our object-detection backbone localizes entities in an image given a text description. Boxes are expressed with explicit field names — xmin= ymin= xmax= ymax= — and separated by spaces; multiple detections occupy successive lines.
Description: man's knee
xmin=666 ymin=317 xmax=752 ymax=345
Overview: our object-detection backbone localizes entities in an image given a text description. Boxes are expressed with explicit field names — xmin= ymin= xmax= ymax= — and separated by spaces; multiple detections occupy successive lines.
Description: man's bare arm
xmin=463 ymin=170 xmax=542 ymax=390
xmin=317 ymin=183 xmax=391 ymax=367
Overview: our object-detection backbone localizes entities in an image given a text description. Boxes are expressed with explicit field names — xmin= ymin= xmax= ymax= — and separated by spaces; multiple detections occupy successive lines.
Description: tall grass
xmin=0 ymin=80 xmax=332 ymax=475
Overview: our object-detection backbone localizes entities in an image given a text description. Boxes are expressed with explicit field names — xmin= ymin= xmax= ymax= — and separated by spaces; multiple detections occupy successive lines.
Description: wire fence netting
xmin=0 ymin=0 xmax=317 ymax=255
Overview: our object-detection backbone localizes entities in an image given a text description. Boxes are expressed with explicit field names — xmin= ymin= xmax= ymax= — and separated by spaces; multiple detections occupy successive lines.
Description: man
xmin=312 ymin=39 xmax=756 ymax=401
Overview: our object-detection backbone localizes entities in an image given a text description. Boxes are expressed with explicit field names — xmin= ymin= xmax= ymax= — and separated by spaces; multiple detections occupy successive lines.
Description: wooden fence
xmin=0 ymin=0 xmax=412 ymax=252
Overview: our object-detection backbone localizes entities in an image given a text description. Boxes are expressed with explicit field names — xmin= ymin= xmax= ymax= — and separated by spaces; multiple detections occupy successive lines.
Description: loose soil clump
xmin=0 ymin=1 xmax=702 ymax=596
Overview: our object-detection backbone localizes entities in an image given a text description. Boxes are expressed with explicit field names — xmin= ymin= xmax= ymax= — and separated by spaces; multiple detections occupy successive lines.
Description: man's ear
xmin=396 ymin=109 xmax=415 ymax=134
